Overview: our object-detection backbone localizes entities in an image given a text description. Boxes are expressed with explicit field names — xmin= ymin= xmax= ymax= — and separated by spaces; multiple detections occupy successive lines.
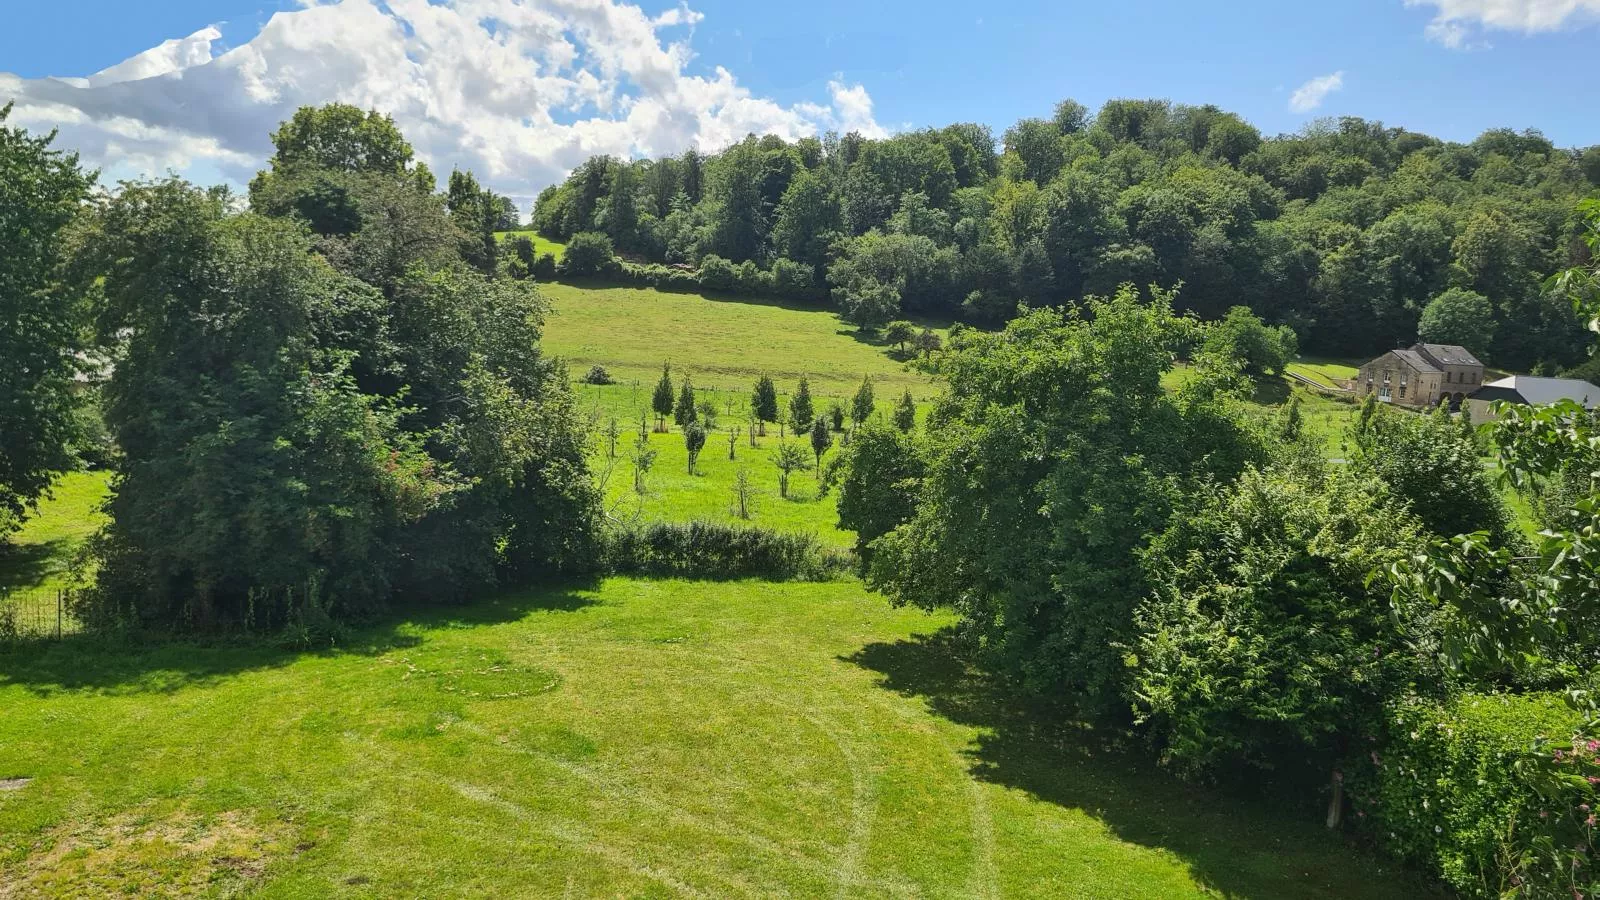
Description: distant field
xmin=538 ymin=282 xmax=935 ymax=398
xmin=1287 ymin=358 xmax=1360 ymax=390
xmin=494 ymin=230 xmax=566 ymax=260
xmin=571 ymin=382 xmax=930 ymax=546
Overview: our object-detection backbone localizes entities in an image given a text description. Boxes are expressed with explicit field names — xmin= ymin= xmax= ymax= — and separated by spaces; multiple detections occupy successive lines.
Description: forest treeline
xmin=535 ymin=98 xmax=1600 ymax=372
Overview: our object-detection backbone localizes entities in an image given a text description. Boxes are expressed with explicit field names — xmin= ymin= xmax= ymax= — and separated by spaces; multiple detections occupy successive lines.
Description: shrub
xmin=736 ymin=259 xmax=773 ymax=295
xmin=560 ymin=231 xmax=618 ymax=277
xmin=580 ymin=365 xmax=614 ymax=386
xmin=1350 ymin=693 xmax=1596 ymax=899
xmin=603 ymin=521 xmax=850 ymax=581
xmin=531 ymin=252 xmax=558 ymax=281
xmin=698 ymin=254 xmax=736 ymax=292
xmin=771 ymin=258 xmax=818 ymax=300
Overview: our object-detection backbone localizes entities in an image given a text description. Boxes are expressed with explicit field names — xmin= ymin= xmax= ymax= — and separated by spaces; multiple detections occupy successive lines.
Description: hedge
xmin=1350 ymin=692 xmax=1597 ymax=898
xmin=603 ymin=521 xmax=851 ymax=581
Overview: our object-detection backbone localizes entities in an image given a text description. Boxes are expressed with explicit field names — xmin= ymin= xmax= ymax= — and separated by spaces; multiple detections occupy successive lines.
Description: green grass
xmin=0 ymin=576 xmax=1422 ymax=897
xmin=0 ymin=471 xmax=110 ymax=594
xmin=493 ymin=230 xmax=566 ymax=260
xmin=570 ymin=381 xmax=935 ymax=546
xmin=539 ymin=281 xmax=936 ymax=398
xmin=1285 ymin=358 xmax=1360 ymax=390
xmin=0 ymin=470 xmax=110 ymax=637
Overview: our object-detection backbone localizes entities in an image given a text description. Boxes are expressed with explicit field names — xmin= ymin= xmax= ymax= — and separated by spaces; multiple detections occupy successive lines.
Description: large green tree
xmin=869 ymin=287 xmax=1270 ymax=710
xmin=0 ymin=105 xmax=93 ymax=534
xmin=1417 ymin=288 xmax=1496 ymax=359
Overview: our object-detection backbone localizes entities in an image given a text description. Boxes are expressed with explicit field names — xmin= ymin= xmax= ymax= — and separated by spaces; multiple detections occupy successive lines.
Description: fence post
xmin=56 ymin=589 xmax=62 ymax=640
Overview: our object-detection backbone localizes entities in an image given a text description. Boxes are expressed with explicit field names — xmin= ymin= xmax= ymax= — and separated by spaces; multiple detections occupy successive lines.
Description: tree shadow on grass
xmin=0 ymin=578 xmax=602 ymax=698
xmin=0 ymin=538 xmax=76 ymax=591
xmin=845 ymin=630 xmax=1438 ymax=900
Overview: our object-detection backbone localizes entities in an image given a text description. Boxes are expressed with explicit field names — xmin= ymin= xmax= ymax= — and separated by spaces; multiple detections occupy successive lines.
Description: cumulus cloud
xmin=1289 ymin=71 xmax=1344 ymax=113
xmin=1407 ymin=0 xmax=1600 ymax=48
xmin=0 ymin=0 xmax=885 ymax=212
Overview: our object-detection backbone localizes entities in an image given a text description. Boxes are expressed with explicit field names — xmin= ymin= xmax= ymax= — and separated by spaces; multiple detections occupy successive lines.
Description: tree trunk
xmin=1325 ymin=769 xmax=1344 ymax=830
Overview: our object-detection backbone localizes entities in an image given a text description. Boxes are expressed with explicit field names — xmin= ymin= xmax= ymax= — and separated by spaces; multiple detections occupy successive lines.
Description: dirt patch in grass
xmin=392 ymin=645 xmax=562 ymax=701
xmin=3 ymin=806 xmax=283 ymax=899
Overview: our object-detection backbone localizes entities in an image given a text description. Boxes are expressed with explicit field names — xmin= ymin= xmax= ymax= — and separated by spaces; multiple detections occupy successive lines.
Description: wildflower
xmin=1589 ymin=815 xmax=1597 ymax=827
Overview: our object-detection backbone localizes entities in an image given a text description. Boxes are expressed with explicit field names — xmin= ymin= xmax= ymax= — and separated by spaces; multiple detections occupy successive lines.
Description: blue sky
xmin=1 ymin=0 xmax=1596 ymax=203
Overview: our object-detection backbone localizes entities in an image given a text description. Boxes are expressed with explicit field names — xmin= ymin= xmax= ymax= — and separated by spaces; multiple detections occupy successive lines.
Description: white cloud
xmin=1407 ymin=0 xmax=1600 ymax=47
xmin=0 ymin=0 xmax=884 ymax=213
xmin=1288 ymin=71 xmax=1344 ymax=113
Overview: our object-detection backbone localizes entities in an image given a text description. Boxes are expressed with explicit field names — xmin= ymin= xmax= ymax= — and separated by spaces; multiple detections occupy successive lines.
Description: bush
xmin=1351 ymin=693 xmax=1596 ymax=899
xmin=736 ymin=259 xmax=773 ymax=295
xmin=531 ymin=252 xmax=558 ymax=281
xmin=560 ymin=231 xmax=618 ymax=277
xmin=698 ymin=254 xmax=736 ymax=292
xmin=771 ymin=258 xmax=819 ymax=300
xmin=603 ymin=521 xmax=850 ymax=581
xmin=580 ymin=365 xmax=614 ymax=386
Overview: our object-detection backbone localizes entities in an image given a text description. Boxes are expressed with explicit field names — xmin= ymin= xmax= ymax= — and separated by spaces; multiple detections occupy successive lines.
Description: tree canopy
xmin=536 ymin=102 xmax=1598 ymax=372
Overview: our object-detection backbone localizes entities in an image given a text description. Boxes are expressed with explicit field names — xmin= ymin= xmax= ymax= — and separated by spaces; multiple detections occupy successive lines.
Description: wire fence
xmin=0 ymin=587 xmax=80 ymax=644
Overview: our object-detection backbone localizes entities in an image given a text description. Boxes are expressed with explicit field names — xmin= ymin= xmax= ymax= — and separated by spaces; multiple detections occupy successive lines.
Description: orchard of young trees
xmin=536 ymin=99 xmax=1599 ymax=373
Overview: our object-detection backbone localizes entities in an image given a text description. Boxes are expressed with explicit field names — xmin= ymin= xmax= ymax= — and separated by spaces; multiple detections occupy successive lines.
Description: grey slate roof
xmin=1389 ymin=349 xmax=1440 ymax=374
xmin=1414 ymin=343 xmax=1483 ymax=368
xmin=1471 ymin=375 xmax=1600 ymax=408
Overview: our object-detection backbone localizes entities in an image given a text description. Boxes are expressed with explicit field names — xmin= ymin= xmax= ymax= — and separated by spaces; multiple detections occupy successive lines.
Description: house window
xmin=1399 ymin=383 xmax=1407 ymax=399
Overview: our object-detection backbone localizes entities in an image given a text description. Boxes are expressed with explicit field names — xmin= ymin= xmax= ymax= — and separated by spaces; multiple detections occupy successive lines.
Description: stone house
xmin=1354 ymin=343 xmax=1484 ymax=410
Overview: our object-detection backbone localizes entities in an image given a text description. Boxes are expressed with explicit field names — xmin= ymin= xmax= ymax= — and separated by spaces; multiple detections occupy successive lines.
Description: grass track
xmin=0 ymin=577 xmax=1422 ymax=897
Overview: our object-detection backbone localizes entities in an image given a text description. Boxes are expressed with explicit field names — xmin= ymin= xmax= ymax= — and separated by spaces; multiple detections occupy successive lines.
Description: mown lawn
xmin=538 ymin=281 xmax=936 ymax=398
xmin=0 ymin=472 xmax=109 ymax=593
xmin=0 ymin=576 xmax=1424 ymax=898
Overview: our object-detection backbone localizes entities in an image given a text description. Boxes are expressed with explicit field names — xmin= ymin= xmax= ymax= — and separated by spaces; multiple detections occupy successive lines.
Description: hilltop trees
xmin=536 ymin=100 xmax=1596 ymax=372
xmin=0 ymin=105 xmax=93 ymax=535
xmin=1417 ymin=288 xmax=1496 ymax=359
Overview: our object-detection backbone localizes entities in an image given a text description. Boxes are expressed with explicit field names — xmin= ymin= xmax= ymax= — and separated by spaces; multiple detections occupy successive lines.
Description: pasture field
xmin=493 ymin=230 xmax=567 ymax=260
xmin=1285 ymin=358 xmax=1360 ymax=390
xmin=570 ymin=380 xmax=927 ymax=546
xmin=538 ymin=281 xmax=937 ymax=398
xmin=0 ymin=575 xmax=1421 ymax=898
